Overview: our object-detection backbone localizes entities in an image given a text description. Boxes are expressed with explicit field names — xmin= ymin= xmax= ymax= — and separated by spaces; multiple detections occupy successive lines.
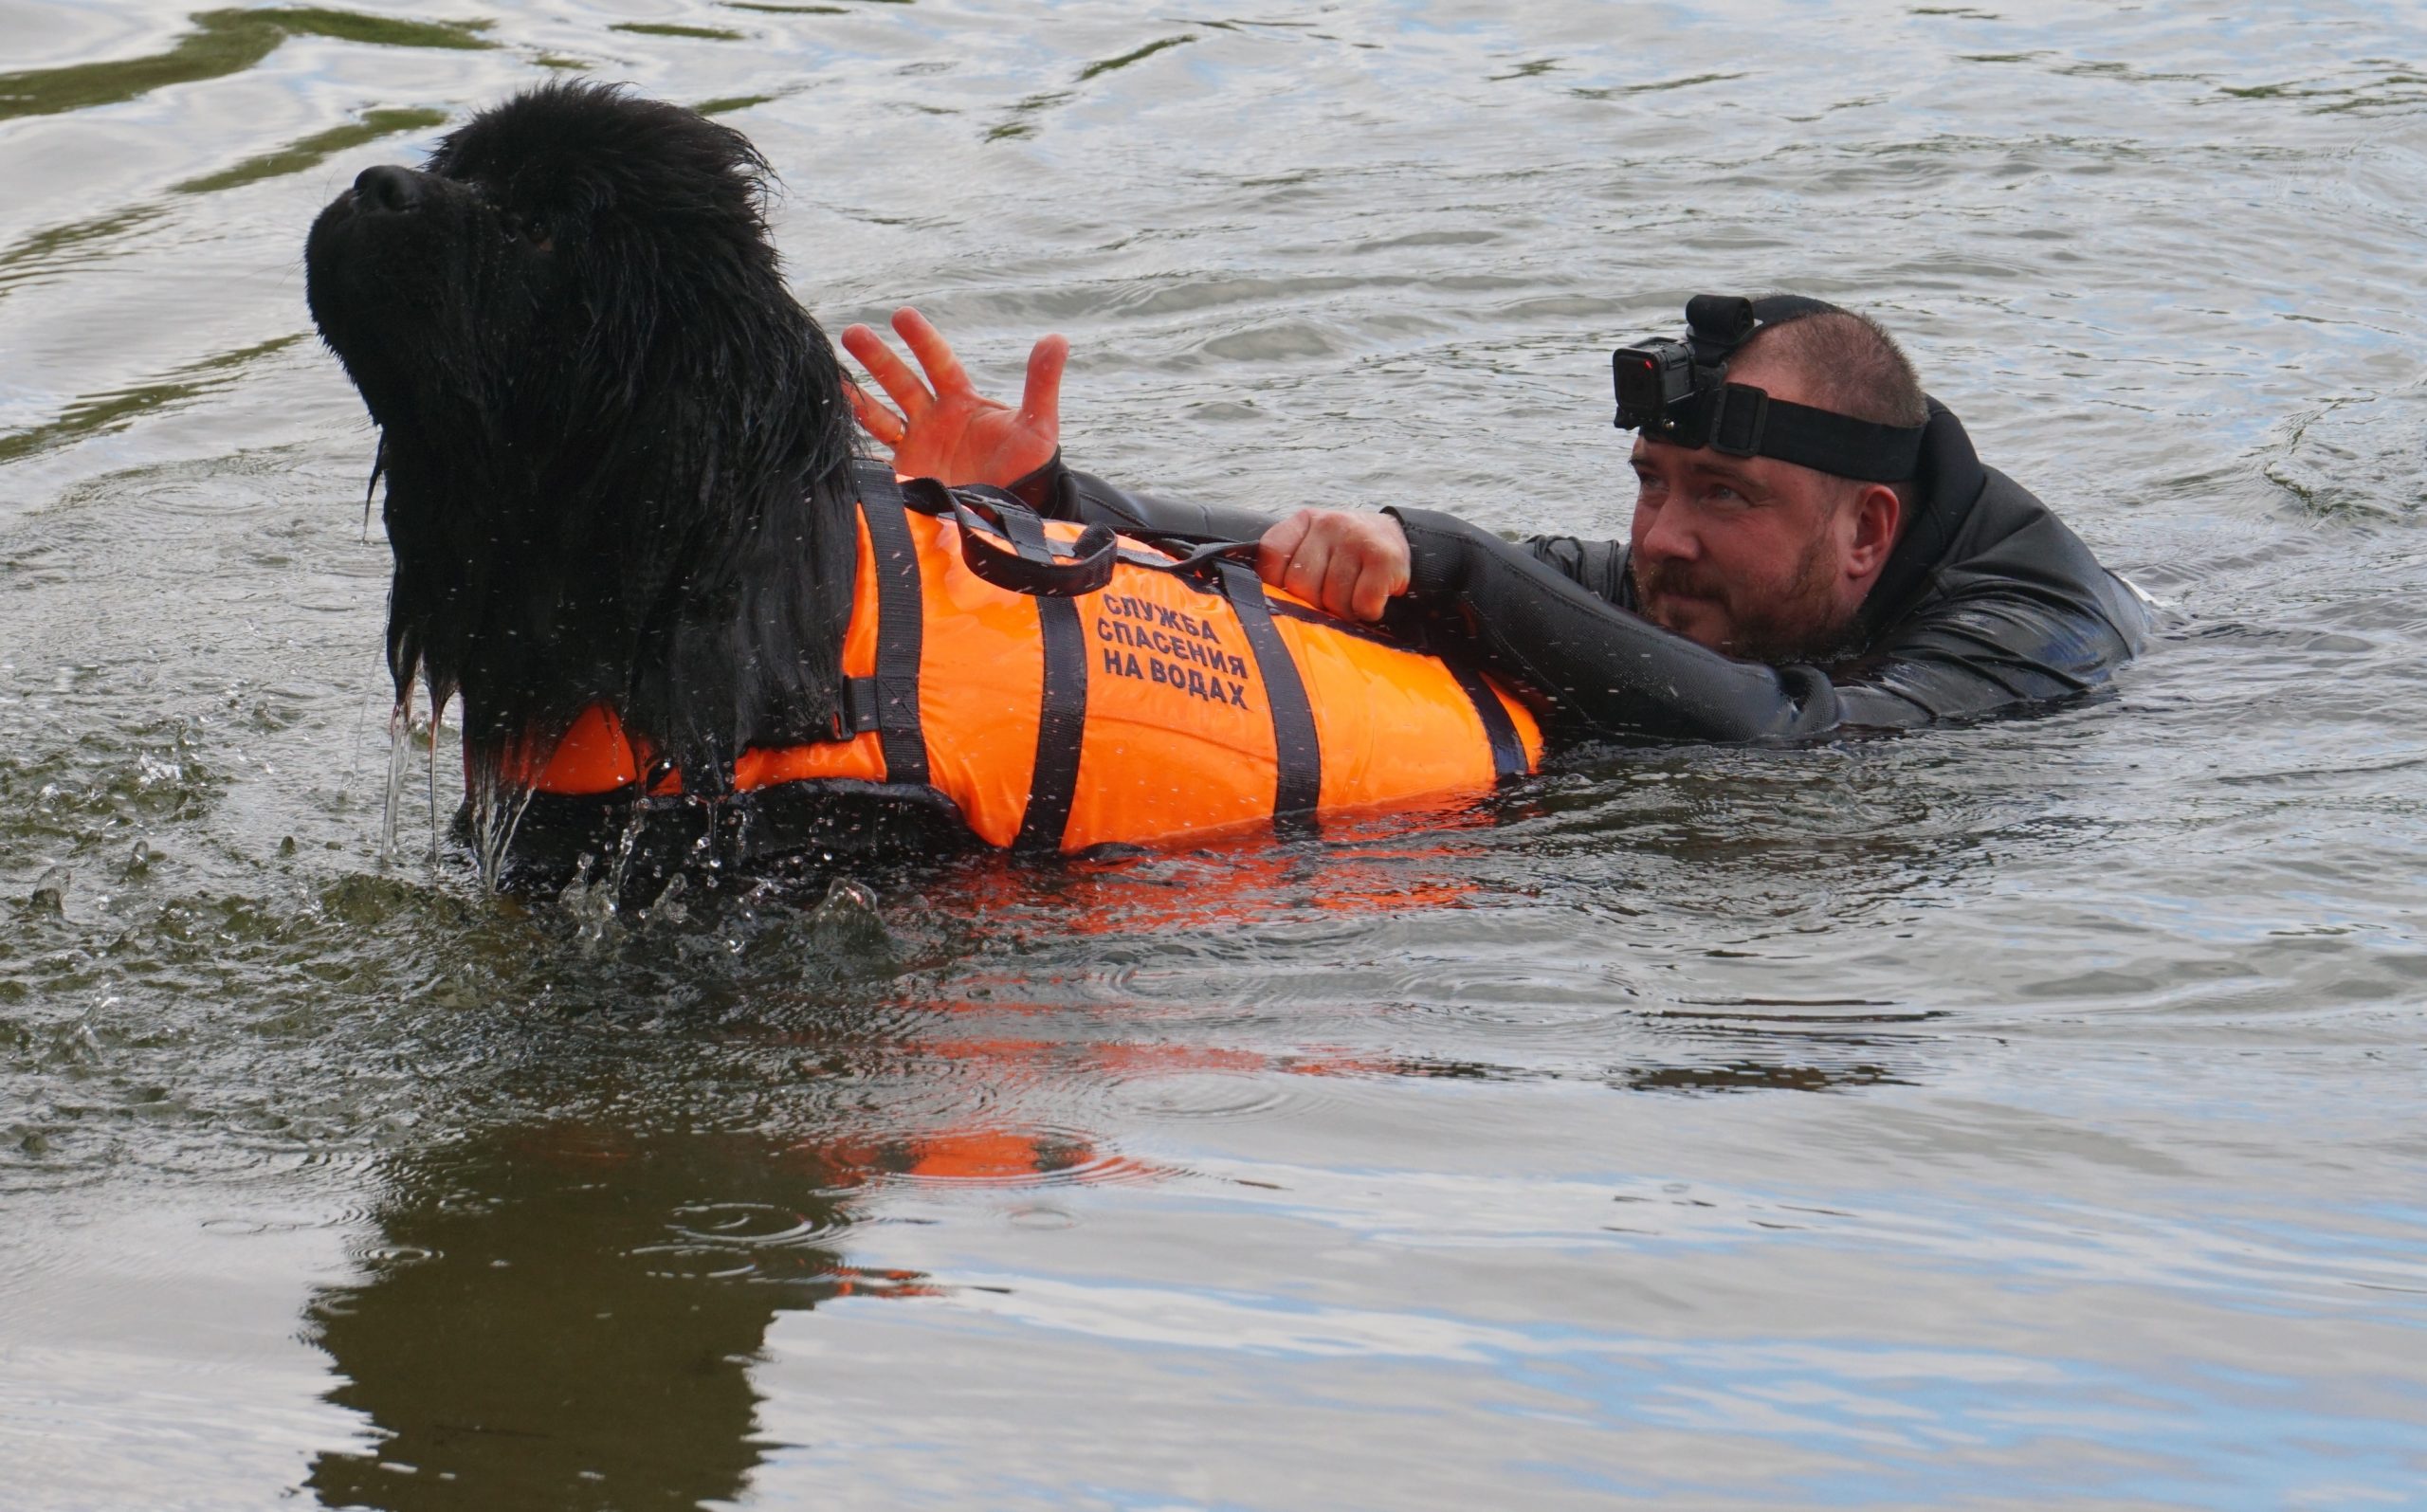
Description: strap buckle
xmin=834 ymin=677 xmax=883 ymax=738
xmin=1706 ymin=382 xmax=1770 ymax=458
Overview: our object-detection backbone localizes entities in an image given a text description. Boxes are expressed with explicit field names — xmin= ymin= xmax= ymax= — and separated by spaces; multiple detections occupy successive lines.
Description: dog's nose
xmin=354 ymin=164 xmax=425 ymax=213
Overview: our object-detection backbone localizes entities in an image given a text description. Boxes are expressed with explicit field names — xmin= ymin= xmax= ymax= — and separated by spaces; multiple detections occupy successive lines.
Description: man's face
xmin=1624 ymin=359 xmax=1877 ymax=664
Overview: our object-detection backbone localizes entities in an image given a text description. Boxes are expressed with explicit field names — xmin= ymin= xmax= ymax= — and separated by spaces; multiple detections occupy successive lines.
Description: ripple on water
xmin=5 ymin=0 xmax=2427 ymax=1505
xmin=630 ymin=1199 xmax=862 ymax=1279
xmin=2267 ymin=386 xmax=2427 ymax=520
xmin=1105 ymin=1072 xmax=1305 ymax=1124
xmin=856 ymin=1122 xmax=1159 ymax=1190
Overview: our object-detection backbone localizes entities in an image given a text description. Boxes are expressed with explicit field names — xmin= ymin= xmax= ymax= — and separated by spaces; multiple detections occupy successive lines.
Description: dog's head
xmin=306 ymin=83 xmax=860 ymax=800
xmin=308 ymin=82 xmax=786 ymax=446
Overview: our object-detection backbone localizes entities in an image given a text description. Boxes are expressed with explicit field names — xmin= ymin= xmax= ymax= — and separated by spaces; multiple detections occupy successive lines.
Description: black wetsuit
xmin=1016 ymin=400 xmax=2146 ymax=744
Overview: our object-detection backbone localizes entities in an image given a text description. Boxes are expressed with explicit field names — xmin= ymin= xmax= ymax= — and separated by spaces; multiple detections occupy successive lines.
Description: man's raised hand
xmin=845 ymin=316 xmax=1409 ymax=626
xmin=840 ymin=307 xmax=1068 ymax=489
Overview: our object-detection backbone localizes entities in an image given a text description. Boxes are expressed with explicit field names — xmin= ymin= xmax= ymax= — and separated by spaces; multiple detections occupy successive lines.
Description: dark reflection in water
xmin=297 ymin=1038 xmax=1926 ymax=1509
xmin=0 ymin=8 xmax=492 ymax=124
xmin=293 ymin=821 xmax=1945 ymax=1508
xmin=303 ymin=1115 xmax=1093 ymax=1508
xmin=304 ymin=1127 xmax=830 ymax=1507
xmin=11 ymin=0 xmax=2427 ymax=1501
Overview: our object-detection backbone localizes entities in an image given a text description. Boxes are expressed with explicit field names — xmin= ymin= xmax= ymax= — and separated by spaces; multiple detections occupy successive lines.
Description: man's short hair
xmin=1738 ymin=305 xmax=1928 ymax=429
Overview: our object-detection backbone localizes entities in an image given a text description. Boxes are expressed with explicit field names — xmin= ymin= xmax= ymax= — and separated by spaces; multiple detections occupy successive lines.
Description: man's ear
xmin=1844 ymin=483 xmax=1902 ymax=580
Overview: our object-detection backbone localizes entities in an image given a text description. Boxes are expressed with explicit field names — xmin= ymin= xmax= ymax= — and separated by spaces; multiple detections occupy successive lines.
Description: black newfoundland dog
xmin=309 ymin=83 xmax=882 ymax=884
xmin=308 ymin=82 xmax=1536 ymax=893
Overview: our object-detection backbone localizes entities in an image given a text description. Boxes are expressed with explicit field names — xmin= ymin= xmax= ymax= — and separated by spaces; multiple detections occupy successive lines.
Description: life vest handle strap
xmin=903 ymin=478 xmax=1122 ymax=598
xmin=1127 ymin=536 xmax=1259 ymax=578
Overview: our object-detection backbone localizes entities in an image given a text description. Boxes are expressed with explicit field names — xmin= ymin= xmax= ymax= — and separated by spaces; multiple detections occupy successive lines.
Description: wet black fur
xmin=305 ymin=82 xmax=859 ymax=796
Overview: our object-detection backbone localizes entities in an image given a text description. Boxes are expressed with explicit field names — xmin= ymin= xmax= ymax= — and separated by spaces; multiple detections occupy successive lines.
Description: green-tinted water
xmin=4 ymin=2 xmax=2425 ymax=1505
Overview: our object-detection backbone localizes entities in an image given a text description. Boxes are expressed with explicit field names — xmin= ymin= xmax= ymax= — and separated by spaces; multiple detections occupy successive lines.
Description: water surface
xmin=4 ymin=1 xmax=2425 ymax=1506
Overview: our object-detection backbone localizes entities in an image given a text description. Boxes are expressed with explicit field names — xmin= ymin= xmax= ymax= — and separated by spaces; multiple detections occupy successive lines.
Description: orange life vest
xmin=526 ymin=478 xmax=1541 ymax=851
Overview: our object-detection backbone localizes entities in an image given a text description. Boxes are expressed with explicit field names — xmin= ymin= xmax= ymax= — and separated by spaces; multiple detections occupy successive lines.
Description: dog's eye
xmin=499 ymin=210 xmax=553 ymax=253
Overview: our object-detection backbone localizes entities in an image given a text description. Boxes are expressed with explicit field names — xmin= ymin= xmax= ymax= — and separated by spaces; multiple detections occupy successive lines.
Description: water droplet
xmin=805 ymin=876 xmax=891 ymax=956
xmin=645 ymin=870 xmax=689 ymax=925
xmin=27 ymin=866 xmax=68 ymax=914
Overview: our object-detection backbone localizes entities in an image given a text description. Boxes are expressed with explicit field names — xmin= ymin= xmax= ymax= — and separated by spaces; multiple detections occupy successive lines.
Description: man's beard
xmin=1633 ymin=534 xmax=1859 ymax=665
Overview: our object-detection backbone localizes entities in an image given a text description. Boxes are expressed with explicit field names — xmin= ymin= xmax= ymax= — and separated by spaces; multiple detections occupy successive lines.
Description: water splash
xmin=378 ymin=691 xmax=412 ymax=865
xmin=378 ymin=680 xmax=448 ymax=869
xmin=647 ymin=871 xmax=689 ymax=925
xmin=556 ymin=850 xmax=618 ymax=943
xmin=465 ymin=756 xmax=537 ymax=895
xmin=425 ymin=697 xmax=443 ymax=868
xmin=803 ymin=876 xmax=890 ymax=957
xmin=604 ymin=799 xmax=654 ymax=908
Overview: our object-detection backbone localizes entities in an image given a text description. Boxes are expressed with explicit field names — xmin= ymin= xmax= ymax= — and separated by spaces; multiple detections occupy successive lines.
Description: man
xmin=841 ymin=295 xmax=2146 ymax=743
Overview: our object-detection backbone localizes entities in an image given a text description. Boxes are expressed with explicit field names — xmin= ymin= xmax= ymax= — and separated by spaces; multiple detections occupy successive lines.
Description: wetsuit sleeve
xmin=1010 ymin=452 xmax=1279 ymax=544
xmin=1004 ymin=459 xmax=2138 ymax=742
xmin=1384 ymin=506 xmax=1849 ymax=742
xmin=1383 ymin=502 xmax=2146 ymax=743
xmin=1013 ymin=455 xmax=1633 ymax=596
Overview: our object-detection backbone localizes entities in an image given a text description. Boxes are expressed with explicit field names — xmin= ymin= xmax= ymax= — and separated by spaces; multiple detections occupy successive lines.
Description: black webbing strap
xmin=1001 ymin=508 xmax=1088 ymax=851
xmin=1215 ymin=558 xmax=1322 ymax=835
xmin=997 ymin=503 xmax=1051 ymax=565
xmin=1449 ymin=663 xmax=1526 ymax=783
xmin=837 ymin=678 xmax=881 ymax=734
xmin=903 ymin=479 xmax=1121 ymax=597
xmin=1697 ymin=384 xmax=1925 ymax=482
xmin=1625 ymin=294 xmax=1927 ymax=482
xmin=856 ymin=478 xmax=929 ymax=788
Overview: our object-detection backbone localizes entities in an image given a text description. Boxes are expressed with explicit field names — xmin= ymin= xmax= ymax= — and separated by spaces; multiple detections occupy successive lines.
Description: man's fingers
xmin=892 ymin=307 xmax=974 ymax=399
xmin=1350 ymin=564 xmax=1395 ymax=624
xmin=1322 ymin=541 xmax=1365 ymax=621
xmin=1278 ymin=538 xmax=1331 ymax=607
xmin=846 ymin=381 xmax=904 ymax=446
xmin=841 ymin=323 xmax=932 ymax=417
xmin=1257 ymin=511 xmax=1315 ymax=587
xmin=1255 ymin=511 xmax=1409 ymax=621
xmin=1018 ymin=333 xmax=1068 ymax=428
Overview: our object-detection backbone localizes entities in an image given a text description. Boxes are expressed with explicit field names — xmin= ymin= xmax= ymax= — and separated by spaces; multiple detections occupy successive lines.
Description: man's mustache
xmin=1633 ymin=557 xmax=1727 ymax=608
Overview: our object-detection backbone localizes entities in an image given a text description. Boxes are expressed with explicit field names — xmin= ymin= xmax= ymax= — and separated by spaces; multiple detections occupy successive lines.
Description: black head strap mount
xmin=1613 ymin=294 xmax=1925 ymax=483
